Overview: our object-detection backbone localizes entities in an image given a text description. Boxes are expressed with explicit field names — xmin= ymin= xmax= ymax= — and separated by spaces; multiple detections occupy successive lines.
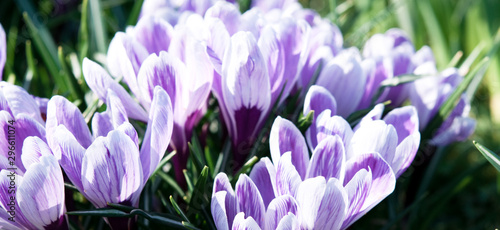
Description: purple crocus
xmin=206 ymin=9 xmax=309 ymax=167
xmin=0 ymin=138 xmax=67 ymax=230
xmin=359 ymin=29 xmax=434 ymax=109
xmin=410 ymin=67 xmax=476 ymax=145
xmin=0 ymin=82 xmax=46 ymax=174
xmin=102 ymin=16 xmax=213 ymax=183
xmin=211 ymin=86 xmax=420 ymax=229
xmin=214 ymin=31 xmax=271 ymax=166
xmin=46 ymin=85 xmax=173 ymax=214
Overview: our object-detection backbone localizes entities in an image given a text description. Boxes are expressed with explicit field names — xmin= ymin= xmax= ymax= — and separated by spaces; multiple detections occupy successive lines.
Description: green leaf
xmin=68 ymin=208 xmax=191 ymax=229
xmin=473 ymin=141 xmax=500 ymax=173
xmin=150 ymin=150 xmax=177 ymax=179
xmin=170 ymin=195 xmax=190 ymax=223
xmin=24 ymin=40 xmax=36 ymax=89
xmin=371 ymin=74 xmax=429 ymax=105
xmin=88 ymin=0 xmax=107 ymax=54
xmin=188 ymin=134 xmax=206 ymax=173
xmin=127 ymin=0 xmax=144 ymax=26
xmin=107 ymin=203 xmax=135 ymax=212
xmin=58 ymin=46 xmax=85 ymax=103
xmin=188 ymin=166 xmax=209 ymax=206
xmin=67 ymin=208 xmax=128 ymax=217
xmin=183 ymin=169 xmax=194 ymax=194
xmin=157 ymin=171 xmax=186 ymax=198
xmin=20 ymin=11 xmax=61 ymax=86
xmin=64 ymin=183 xmax=79 ymax=192
xmin=78 ymin=0 xmax=89 ymax=64
xmin=232 ymin=156 xmax=259 ymax=185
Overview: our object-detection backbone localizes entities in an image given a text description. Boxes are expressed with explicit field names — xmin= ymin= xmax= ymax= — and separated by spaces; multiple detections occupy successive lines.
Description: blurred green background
xmin=0 ymin=0 xmax=499 ymax=229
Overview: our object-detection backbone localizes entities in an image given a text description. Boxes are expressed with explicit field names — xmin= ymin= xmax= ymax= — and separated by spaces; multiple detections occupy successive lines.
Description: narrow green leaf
xmin=188 ymin=166 xmax=209 ymax=211
xmin=24 ymin=40 xmax=36 ymax=89
xmin=127 ymin=0 xmax=144 ymax=26
xmin=371 ymin=74 xmax=429 ymax=105
xmin=59 ymin=46 xmax=85 ymax=101
xmin=458 ymin=42 xmax=486 ymax=75
xmin=21 ymin=12 xmax=61 ymax=84
xmin=5 ymin=25 xmax=18 ymax=78
xmin=188 ymin=134 xmax=206 ymax=173
xmin=214 ymin=152 xmax=224 ymax=178
xmin=232 ymin=156 xmax=259 ymax=184
xmin=68 ymin=208 xmax=190 ymax=229
xmin=473 ymin=141 xmax=500 ymax=172
xmin=446 ymin=50 xmax=463 ymax=68
xmin=64 ymin=183 xmax=79 ymax=192
xmin=150 ymin=150 xmax=177 ymax=178
xmin=182 ymin=221 xmax=199 ymax=230
xmin=170 ymin=195 xmax=190 ymax=223
xmin=107 ymin=203 xmax=135 ymax=212
xmin=89 ymin=0 xmax=107 ymax=54
xmin=83 ymin=98 xmax=100 ymax=123
xmin=204 ymin=147 xmax=215 ymax=175
xmin=187 ymin=166 xmax=215 ymax=229
xmin=183 ymin=169 xmax=194 ymax=193
xmin=67 ymin=208 xmax=128 ymax=217
xmin=157 ymin=171 xmax=186 ymax=198
xmin=78 ymin=0 xmax=89 ymax=63
xmin=417 ymin=0 xmax=450 ymax=67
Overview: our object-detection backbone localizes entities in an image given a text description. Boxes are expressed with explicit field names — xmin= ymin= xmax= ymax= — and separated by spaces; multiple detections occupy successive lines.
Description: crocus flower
xmin=0 ymin=137 xmax=67 ymax=230
xmin=102 ymin=16 xmax=213 ymax=183
xmin=0 ymin=82 xmax=46 ymax=174
xmin=360 ymin=29 xmax=434 ymax=109
xmin=46 ymin=84 xmax=173 ymax=215
xmin=212 ymin=31 xmax=271 ymax=167
xmin=410 ymin=67 xmax=476 ymax=145
xmin=0 ymin=24 xmax=5 ymax=80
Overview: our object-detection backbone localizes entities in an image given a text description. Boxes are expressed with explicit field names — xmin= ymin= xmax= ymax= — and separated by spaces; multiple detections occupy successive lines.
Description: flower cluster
xmin=0 ymin=0 xmax=478 ymax=229
xmin=211 ymin=85 xmax=420 ymax=229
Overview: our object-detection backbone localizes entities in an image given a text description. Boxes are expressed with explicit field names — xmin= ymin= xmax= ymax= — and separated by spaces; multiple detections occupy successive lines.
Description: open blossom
xmin=211 ymin=86 xmax=420 ymax=229
xmin=0 ymin=138 xmax=66 ymax=230
xmin=410 ymin=67 xmax=476 ymax=145
xmin=204 ymin=2 xmax=309 ymax=166
xmin=101 ymin=15 xmax=213 ymax=183
xmin=46 ymin=84 xmax=173 ymax=210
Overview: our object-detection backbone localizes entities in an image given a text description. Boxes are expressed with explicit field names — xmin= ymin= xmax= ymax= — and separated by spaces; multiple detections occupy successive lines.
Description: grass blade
xmin=170 ymin=195 xmax=190 ymax=223
xmin=474 ymin=141 xmax=500 ymax=173
xmin=89 ymin=0 xmax=107 ymax=54
xmin=150 ymin=150 xmax=177 ymax=178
